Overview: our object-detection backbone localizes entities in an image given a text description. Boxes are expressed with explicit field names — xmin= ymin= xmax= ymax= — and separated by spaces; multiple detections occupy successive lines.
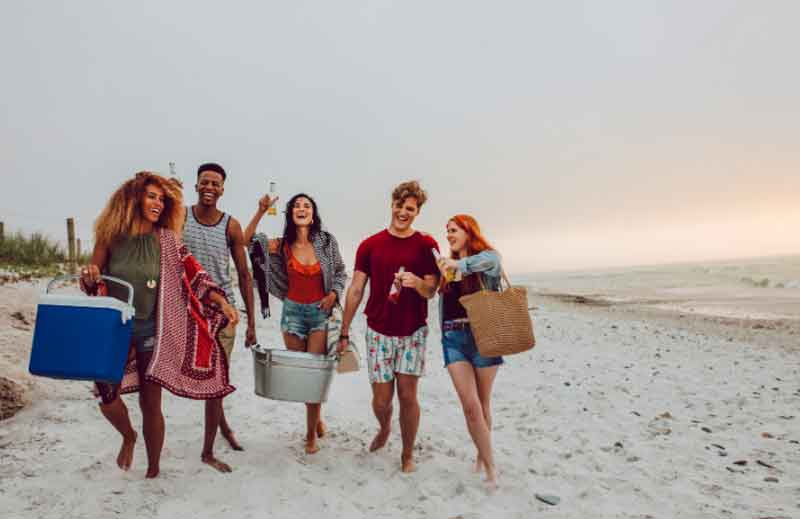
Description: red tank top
xmin=286 ymin=247 xmax=326 ymax=304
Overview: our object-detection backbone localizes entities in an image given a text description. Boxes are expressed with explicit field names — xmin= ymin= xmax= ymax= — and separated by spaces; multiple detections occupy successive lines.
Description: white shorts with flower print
xmin=365 ymin=325 xmax=428 ymax=384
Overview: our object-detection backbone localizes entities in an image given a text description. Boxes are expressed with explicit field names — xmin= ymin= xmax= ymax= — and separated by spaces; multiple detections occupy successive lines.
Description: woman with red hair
xmin=436 ymin=214 xmax=504 ymax=488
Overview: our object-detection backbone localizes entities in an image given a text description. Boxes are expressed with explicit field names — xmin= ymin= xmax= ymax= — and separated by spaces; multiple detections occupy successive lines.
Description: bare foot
xmin=472 ymin=458 xmax=484 ymax=474
xmin=316 ymin=420 xmax=327 ymax=439
xmin=145 ymin=465 xmax=159 ymax=479
xmin=221 ymin=428 xmax=244 ymax=451
xmin=305 ymin=439 xmax=320 ymax=454
xmin=401 ymin=454 xmax=416 ymax=473
xmin=369 ymin=427 xmax=390 ymax=452
xmin=117 ymin=432 xmax=137 ymax=471
xmin=484 ymin=465 xmax=499 ymax=491
xmin=201 ymin=454 xmax=233 ymax=473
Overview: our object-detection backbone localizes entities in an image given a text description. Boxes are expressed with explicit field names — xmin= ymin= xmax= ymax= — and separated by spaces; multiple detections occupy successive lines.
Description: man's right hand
xmin=80 ymin=264 xmax=101 ymax=286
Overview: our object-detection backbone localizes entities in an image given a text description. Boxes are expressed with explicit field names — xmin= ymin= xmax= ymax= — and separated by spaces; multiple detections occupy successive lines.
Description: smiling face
xmin=196 ymin=170 xmax=225 ymax=207
xmin=446 ymin=219 xmax=469 ymax=255
xmin=291 ymin=196 xmax=314 ymax=227
xmin=390 ymin=196 xmax=419 ymax=234
xmin=141 ymin=183 xmax=165 ymax=224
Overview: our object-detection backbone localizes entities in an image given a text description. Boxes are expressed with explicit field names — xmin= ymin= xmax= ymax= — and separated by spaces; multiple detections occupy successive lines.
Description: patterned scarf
xmin=88 ymin=229 xmax=234 ymax=400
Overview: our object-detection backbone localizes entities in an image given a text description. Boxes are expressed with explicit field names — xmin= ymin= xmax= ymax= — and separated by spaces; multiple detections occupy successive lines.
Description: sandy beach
xmin=1 ymin=276 xmax=798 ymax=519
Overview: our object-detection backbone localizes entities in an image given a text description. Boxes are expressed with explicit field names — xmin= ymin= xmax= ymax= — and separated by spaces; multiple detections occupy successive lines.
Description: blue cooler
xmin=29 ymin=275 xmax=135 ymax=383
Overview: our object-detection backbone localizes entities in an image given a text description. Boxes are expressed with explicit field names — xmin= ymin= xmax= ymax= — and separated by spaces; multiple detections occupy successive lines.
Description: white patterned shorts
xmin=365 ymin=325 xmax=428 ymax=384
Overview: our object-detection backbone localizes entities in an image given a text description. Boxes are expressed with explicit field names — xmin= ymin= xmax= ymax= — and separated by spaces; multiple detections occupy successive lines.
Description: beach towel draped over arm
xmin=248 ymin=235 xmax=271 ymax=318
xmin=100 ymin=230 xmax=234 ymax=400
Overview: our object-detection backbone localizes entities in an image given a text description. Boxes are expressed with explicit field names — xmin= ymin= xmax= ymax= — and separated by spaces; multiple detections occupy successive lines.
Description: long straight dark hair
xmin=282 ymin=193 xmax=322 ymax=255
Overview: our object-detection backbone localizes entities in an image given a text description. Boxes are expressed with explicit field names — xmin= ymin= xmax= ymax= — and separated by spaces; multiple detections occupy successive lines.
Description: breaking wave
xmin=740 ymin=277 xmax=800 ymax=289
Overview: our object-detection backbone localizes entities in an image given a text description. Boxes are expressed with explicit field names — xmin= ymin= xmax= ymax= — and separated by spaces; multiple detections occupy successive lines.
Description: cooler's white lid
xmin=38 ymin=294 xmax=135 ymax=323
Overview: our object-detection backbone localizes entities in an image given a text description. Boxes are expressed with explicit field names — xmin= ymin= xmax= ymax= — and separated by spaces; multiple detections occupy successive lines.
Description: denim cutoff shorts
xmin=132 ymin=317 xmax=156 ymax=353
xmin=442 ymin=324 xmax=504 ymax=368
xmin=281 ymin=299 xmax=328 ymax=339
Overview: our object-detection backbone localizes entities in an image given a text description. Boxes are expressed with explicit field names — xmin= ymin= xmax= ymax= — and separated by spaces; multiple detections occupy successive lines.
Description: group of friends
xmin=79 ymin=163 xmax=507 ymax=488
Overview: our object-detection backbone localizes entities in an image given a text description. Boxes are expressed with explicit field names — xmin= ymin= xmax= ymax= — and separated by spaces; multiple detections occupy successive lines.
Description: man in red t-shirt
xmin=338 ymin=181 xmax=440 ymax=473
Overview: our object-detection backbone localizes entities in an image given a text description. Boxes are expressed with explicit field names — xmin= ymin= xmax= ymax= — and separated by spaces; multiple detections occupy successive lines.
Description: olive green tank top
xmin=107 ymin=233 xmax=161 ymax=337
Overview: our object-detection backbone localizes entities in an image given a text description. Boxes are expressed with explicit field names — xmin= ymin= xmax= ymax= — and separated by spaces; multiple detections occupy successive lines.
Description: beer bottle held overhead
xmin=267 ymin=181 xmax=278 ymax=216
xmin=388 ymin=266 xmax=404 ymax=304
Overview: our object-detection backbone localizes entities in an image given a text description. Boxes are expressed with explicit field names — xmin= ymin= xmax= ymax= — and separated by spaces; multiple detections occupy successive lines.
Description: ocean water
xmin=518 ymin=255 xmax=800 ymax=321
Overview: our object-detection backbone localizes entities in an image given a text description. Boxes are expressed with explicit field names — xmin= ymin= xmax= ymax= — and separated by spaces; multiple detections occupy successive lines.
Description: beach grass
xmin=0 ymin=231 xmax=89 ymax=279
xmin=0 ymin=231 xmax=65 ymax=266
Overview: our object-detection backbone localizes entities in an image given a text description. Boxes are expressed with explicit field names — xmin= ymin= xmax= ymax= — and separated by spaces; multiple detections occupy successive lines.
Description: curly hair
xmin=94 ymin=171 xmax=185 ymax=247
xmin=391 ymin=180 xmax=428 ymax=208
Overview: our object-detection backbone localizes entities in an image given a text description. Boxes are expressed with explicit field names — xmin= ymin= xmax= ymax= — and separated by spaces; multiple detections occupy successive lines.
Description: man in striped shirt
xmin=184 ymin=162 xmax=256 ymax=473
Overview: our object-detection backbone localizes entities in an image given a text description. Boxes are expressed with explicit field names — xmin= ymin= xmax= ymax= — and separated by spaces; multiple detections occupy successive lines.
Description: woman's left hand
xmin=221 ymin=302 xmax=240 ymax=327
xmin=318 ymin=292 xmax=337 ymax=313
xmin=438 ymin=257 xmax=460 ymax=272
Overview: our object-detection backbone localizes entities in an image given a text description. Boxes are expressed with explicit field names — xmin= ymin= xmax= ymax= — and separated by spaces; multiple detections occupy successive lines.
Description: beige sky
xmin=1 ymin=1 xmax=798 ymax=273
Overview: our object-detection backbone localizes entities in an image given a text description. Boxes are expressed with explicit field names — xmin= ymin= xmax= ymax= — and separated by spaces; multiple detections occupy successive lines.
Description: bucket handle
xmin=252 ymin=345 xmax=340 ymax=364
xmin=47 ymin=274 xmax=135 ymax=306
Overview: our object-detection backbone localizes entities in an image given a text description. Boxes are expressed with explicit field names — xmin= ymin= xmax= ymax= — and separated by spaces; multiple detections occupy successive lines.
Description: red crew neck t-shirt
xmin=354 ymin=229 xmax=440 ymax=337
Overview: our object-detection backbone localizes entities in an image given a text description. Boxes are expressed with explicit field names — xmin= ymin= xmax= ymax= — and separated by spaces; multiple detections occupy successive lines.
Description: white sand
xmin=1 ymin=282 xmax=798 ymax=518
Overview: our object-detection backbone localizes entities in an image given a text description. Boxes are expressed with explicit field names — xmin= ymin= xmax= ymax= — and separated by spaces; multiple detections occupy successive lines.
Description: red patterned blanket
xmin=87 ymin=229 xmax=234 ymax=400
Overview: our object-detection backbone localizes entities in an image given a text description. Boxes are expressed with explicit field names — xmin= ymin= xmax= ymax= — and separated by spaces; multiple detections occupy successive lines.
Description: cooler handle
xmin=47 ymin=275 xmax=135 ymax=306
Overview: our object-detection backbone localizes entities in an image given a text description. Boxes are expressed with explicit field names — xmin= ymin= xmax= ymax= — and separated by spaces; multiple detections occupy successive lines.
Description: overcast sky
xmin=2 ymin=1 xmax=798 ymax=273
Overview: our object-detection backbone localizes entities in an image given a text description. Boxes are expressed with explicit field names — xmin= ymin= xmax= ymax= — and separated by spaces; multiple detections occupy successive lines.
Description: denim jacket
xmin=438 ymin=250 xmax=503 ymax=331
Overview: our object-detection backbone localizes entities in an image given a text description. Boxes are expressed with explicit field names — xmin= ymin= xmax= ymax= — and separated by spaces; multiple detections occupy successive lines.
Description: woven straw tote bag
xmin=458 ymin=269 xmax=535 ymax=357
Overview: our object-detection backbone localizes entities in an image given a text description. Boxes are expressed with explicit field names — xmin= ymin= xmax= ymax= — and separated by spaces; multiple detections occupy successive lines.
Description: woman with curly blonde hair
xmin=80 ymin=171 xmax=239 ymax=479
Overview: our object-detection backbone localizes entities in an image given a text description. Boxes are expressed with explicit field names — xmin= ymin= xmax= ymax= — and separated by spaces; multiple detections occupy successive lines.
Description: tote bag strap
xmin=476 ymin=271 xmax=488 ymax=291
xmin=474 ymin=264 xmax=512 ymax=292
xmin=500 ymin=267 xmax=512 ymax=290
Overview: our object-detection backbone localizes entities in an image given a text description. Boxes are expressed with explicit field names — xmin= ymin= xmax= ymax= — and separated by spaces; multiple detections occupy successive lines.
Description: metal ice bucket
xmin=251 ymin=345 xmax=337 ymax=403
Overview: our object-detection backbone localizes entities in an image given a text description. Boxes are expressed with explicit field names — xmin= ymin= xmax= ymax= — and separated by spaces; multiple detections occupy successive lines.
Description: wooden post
xmin=0 ymin=221 xmax=4 ymax=241
xmin=77 ymin=238 xmax=82 ymax=263
xmin=66 ymin=218 xmax=76 ymax=273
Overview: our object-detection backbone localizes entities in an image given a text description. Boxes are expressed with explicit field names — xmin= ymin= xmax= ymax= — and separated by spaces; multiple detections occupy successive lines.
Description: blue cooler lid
xmin=38 ymin=294 xmax=135 ymax=324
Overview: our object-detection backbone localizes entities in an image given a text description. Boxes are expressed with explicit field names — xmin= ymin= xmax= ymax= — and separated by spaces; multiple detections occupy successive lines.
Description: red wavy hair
xmin=442 ymin=214 xmax=495 ymax=294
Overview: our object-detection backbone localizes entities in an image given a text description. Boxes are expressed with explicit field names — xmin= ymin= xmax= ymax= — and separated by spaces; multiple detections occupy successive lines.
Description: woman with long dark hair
xmin=244 ymin=193 xmax=346 ymax=453
xmin=80 ymin=172 xmax=239 ymax=478
xmin=436 ymin=214 xmax=504 ymax=488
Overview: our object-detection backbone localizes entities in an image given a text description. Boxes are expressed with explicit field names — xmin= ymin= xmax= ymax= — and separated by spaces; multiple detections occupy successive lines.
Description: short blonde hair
xmin=391 ymin=180 xmax=428 ymax=208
